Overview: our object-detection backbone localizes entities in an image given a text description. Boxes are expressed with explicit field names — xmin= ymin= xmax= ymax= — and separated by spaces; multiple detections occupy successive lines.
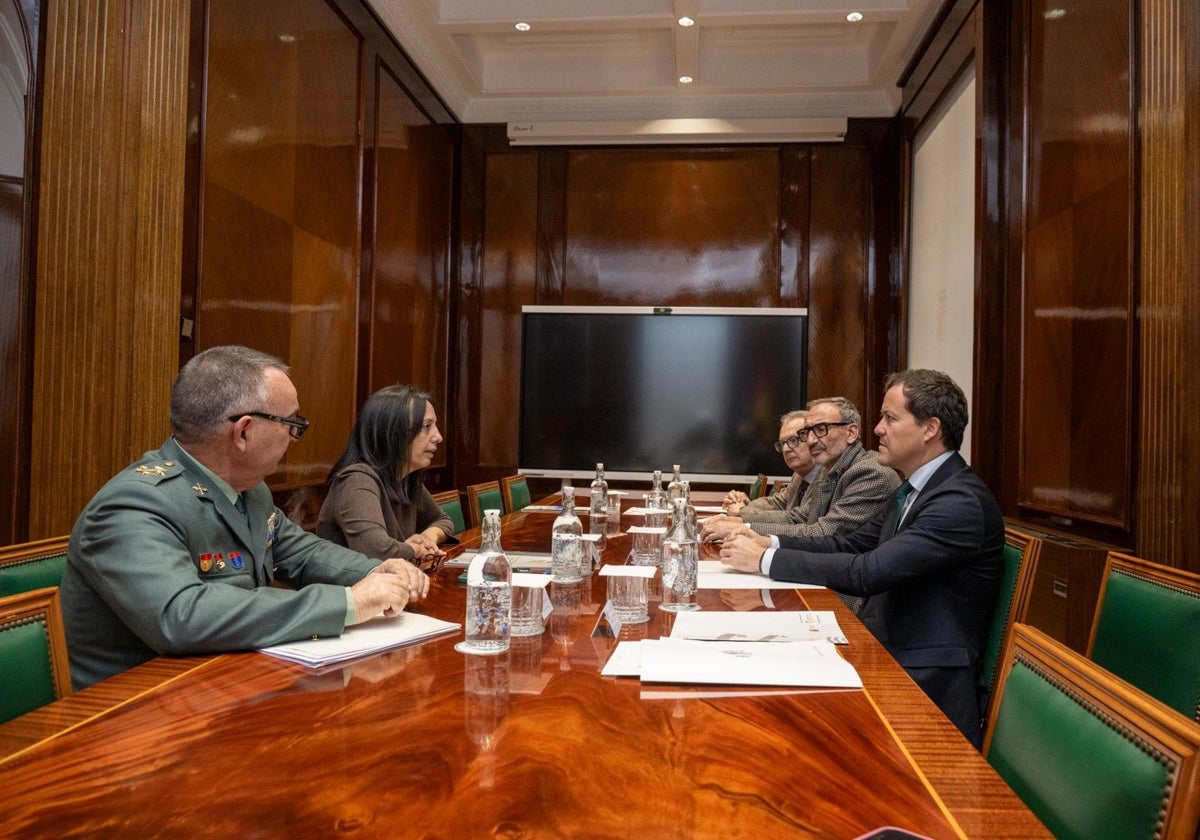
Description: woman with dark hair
xmin=317 ymin=385 xmax=455 ymax=568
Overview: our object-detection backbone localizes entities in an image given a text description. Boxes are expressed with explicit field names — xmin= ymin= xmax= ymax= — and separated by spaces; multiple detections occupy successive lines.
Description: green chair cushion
xmin=0 ymin=554 xmax=67 ymax=597
xmin=981 ymin=540 xmax=1024 ymax=691
xmin=477 ymin=489 xmax=503 ymax=518
xmin=0 ymin=618 xmax=57 ymax=724
xmin=439 ymin=500 xmax=466 ymax=535
xmin=988 ymin=660 xmax=1171 ymax=840
xmin=509 ymin=480 xmax=531 ymax=511
xmin=1091 ymin=570 xmax=1200 ymax=719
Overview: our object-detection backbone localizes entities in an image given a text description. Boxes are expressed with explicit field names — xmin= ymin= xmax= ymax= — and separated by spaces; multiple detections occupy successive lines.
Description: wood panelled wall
xmin=29 ymin=0 xmax=190 ymax=538
xmin=453 ymin=125 xmax=901 ymax=490
xmin=17 ymin=0 xmax=456 ymax=540
xmin=903 ymin=0 xmax=1200 ymax=574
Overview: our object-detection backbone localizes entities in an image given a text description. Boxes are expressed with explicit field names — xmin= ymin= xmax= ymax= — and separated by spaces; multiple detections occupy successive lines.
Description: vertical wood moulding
xmin=31 ymin=0 xmax=188 ymax=538
xmin=1136 ymin=0 xmax=1187 ymax=565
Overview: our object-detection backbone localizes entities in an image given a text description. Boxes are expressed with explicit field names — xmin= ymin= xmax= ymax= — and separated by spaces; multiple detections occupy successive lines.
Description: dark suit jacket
xmin=771 ymin=451 xmax=1003 ymax=746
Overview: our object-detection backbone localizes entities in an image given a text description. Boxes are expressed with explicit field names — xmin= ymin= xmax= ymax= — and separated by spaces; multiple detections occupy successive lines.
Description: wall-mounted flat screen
xmin=519 ymin=306 xmax=808 ymax=482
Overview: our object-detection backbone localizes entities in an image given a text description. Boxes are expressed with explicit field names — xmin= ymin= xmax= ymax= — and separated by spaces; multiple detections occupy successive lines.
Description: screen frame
xmin=517 ymin=305 xmax=808 ymax=484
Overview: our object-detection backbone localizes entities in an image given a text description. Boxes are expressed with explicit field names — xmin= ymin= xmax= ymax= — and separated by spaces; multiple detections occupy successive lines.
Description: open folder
xmin=259 ymin=612 xmax=460 ymax=668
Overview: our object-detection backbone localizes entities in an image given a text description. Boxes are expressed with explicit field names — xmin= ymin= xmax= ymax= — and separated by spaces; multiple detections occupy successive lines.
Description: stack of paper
xmin=602 ymin=637 xmax=861 ymax=689
xmin=259 ymin=612 xmax=460 ymax=668
xmin=600 ymin=609 xmax=860 ymax=689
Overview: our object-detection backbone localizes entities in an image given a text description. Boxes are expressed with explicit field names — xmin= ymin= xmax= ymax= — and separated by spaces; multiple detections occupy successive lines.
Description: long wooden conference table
xmin=0 ymin=497 xmax=1049 ymax=838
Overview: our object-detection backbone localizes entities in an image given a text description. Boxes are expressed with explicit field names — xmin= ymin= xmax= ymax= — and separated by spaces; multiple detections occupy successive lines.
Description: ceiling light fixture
xmin=678 ymin=75 xmax=694 ymax=84
xmin=678 ymin=16 xmax=695 ymax=27
xmin=514 ymin=22 xmax=531 ymax=32
xmin=846 ymin=12 xmax=863 ymax=22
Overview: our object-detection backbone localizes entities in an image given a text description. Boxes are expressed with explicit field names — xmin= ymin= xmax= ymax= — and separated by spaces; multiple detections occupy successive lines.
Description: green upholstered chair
xmin=0 ymin=586 xmax=72 ymax=724
xmin=431 ymin=490 xmax=466 ymax=536
xmin=749 ymin=474 xmax=767 ymax=500
xmin=980 ymin=528 xmax=1042 ymax=731
xmin=0 ymin=536 xmax=70 ymax=597
xmin=985 ymin=623 xmax=1200 ymax=840
xmin=1087 ymin=552 xmax=1200 ymax=721
xmin=466 ymin=481 xmax=503 ymax=530
xmin=500 ymin=474 xmax=532 ymax=513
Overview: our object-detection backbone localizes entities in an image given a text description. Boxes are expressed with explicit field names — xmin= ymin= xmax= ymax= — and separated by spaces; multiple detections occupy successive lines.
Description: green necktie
xmin=889 ymin=481 xmax=912 ymax=537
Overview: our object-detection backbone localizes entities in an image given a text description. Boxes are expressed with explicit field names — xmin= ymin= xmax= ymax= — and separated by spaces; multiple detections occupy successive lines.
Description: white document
xmin=601 ymin=640 xmax=643 ymax=677
xmin=259 ymin=612 xmax=460 ymax=668
xmin=639 ymin=637 xmax=861 ymax=689
xmin=697 ymin=559 xmax=822 ymax=590
xmin=445 ymin=551 xmax=552 ymax=570
xmin=669 ymin=610 xmax=847 ymax=645
xmin=598 ymin=564 xmax=657 ymax=578
xmin=693 ymin=505 xmax=726 ymax=514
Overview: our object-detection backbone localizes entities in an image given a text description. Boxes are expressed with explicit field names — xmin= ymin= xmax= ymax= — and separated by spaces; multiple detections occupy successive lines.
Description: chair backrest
xmin=431 ymin=490 xmax=466 ymax=536
xmin=500 ymin=474 xmax=532 ymax=513
xmin=749 ymin=474 xmax=767 ymax=499
xmin=0 ymin=586 xmax=73 ymax=724
xmin=465 ymin=481 xmax=503 ymax=529
xmin=985 ymin=623 xmax=1200 ymax=840
xmin=0 ymin=536 xmax=70 ymax=597
xmin=981 ymin=527 xmax=1043 ymax=723
xmin=1087 ymin=551 xmax=1200 ymax=721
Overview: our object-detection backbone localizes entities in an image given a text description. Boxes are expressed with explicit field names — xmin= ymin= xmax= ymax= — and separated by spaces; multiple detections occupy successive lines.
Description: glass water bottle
xmin=457 ymin=509 xmax=512 ymax=654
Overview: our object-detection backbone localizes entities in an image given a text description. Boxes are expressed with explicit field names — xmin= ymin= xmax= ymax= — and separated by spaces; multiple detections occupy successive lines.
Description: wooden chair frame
xmin=981 ymin=527 xmax=1042 ymax=729
xmin=0 ymin=586 xmax=73 ymax=713
xmin=1087 ymin=550 xmax=1200 ymax=720
xmin=430 ymin=490 xmax=465 ymax=535
xmin=465 ymin=481 xmax=503 ymax=530
xmin=986 ymin=623 xmax=1200 ymax=840
xmin=0 ymin=536 xmax=70 ymax=596
xmin=500 ymin=474 xmax=531 ymax=513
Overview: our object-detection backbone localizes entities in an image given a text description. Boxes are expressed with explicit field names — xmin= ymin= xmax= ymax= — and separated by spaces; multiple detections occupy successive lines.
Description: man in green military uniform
xmin=61 ymin=345 xmax=430 ymax=689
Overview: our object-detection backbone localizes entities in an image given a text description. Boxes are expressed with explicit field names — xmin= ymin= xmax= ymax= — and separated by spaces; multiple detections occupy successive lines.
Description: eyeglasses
xmin=228 ymin=411 xmax=309 ymax=440
xmin=773 ymin=435 xmax=806 ymax=452
xmin=799 ymin=421 xmax=852 ymax=440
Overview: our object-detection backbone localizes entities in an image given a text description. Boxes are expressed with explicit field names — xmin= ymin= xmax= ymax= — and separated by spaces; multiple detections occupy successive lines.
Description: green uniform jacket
xmin=62 ymin=438 xmax=379 ymax=689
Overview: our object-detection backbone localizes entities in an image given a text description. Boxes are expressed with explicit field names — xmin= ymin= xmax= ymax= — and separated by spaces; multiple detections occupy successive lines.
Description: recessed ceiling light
xmin=846 ymin=12 xmax=864 ymax=23
xmin=679 ymin=75 xmax=694 ymax=84
xmin=678 ymin=16 xmax=695 ymax=27
xmin=514 ymin=22 xmax=531 ymax=32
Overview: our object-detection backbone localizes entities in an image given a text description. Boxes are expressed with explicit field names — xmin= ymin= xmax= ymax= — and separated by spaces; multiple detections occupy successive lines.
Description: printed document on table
xmin=639 ymin=637 xmax=861 ymax=689
xmin=697 ymin=559 xmax=822 ymax=590
xmin=259 ymin=612 xmax=460 ymax=668
xmin=669 ymin=610 xmax=848 ymax=645
xmin=445 ymin=551 xmax=552 ymax=570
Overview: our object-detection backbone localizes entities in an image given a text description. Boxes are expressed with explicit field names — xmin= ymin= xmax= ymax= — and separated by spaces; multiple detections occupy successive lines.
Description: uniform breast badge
xmin=265 ymin=511 xmax=278 ymax=550
xmin=229 ymin=551 xmax=245 ymax=570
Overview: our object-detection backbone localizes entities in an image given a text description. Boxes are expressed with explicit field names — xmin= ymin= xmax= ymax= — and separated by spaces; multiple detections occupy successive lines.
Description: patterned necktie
xmin=888 ymin=480 xmax=912 ymax=537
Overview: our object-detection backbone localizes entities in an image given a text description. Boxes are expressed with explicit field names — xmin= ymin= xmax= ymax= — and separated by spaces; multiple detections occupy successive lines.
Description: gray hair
xmin=806 ymin=396 xmax=861 ymax=426
xmin=779 ymin=409 xmax=807 ymax=426
xmin=170 ymin=346 xmax=289 ymax=443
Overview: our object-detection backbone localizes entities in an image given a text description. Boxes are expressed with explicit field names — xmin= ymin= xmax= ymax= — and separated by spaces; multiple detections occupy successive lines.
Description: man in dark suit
xmin=719 ymin=369 xmax=1003 ymax=747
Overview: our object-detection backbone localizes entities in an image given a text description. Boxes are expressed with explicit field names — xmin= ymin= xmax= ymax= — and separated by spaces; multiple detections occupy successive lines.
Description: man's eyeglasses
xmin=228 ymin=411 xmax=310 ymax=440
xmin=800 ymin=421 xmax=852 ymax=440
xmin=773 ymin=435 xmax=805 ymax=452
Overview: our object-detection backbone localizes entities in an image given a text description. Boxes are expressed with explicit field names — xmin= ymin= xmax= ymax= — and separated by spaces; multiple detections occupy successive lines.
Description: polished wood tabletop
xmin=0 ymin=498 xmax=1049 ymax=838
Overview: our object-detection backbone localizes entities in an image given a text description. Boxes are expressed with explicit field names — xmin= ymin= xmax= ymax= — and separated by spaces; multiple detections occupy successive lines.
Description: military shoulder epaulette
xmin=130 ymin=460 xmax=184 ymax=484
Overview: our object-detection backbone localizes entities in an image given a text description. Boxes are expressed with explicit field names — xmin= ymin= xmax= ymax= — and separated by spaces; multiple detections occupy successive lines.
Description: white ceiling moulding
xmin=505 ymin=117 xmax=848 ymax=146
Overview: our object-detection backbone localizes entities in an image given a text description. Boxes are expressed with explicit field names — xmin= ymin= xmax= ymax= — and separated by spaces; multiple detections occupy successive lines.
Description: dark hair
xmin=171 ymin=346 xmax=289 ymax=443
xmin=326 ymin=385 xmax=434 ymax=503
xmin=884 ymin=369 xmax=968 ymax=450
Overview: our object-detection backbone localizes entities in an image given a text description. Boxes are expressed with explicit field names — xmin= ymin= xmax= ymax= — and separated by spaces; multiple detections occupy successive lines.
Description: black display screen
xmin=518 ymin=307 xmax=808 ymax=481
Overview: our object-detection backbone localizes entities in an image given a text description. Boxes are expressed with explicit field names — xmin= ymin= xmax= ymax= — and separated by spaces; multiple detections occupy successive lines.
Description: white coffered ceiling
xmin=367 ymin=0 xmax=941 ymax=128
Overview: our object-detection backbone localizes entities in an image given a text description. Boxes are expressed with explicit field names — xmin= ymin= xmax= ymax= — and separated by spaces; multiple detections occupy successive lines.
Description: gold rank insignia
xmin=192 ymin=483 xmax=208 ymax=495
xmin=136 ymin=464 xmax=167 ymax=477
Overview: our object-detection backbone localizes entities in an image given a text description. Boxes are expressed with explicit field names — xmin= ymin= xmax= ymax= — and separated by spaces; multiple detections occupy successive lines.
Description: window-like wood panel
xmin=1018 ymin=0 xmax=1133 ymax=529
xmin=198 ymin=0 xmax=361 ymax=488
xmin=368 ymin=60 xmax=454 ymax=461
